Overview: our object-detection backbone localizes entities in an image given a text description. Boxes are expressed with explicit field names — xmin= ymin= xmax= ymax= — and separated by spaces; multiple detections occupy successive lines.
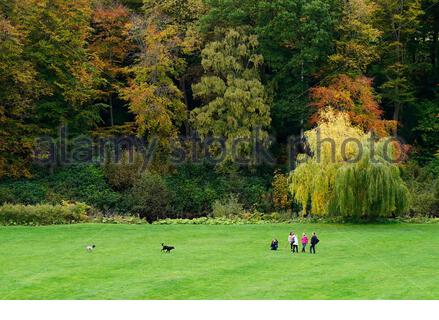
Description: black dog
xmin=161 ymin=243 xmax=175 ymax=253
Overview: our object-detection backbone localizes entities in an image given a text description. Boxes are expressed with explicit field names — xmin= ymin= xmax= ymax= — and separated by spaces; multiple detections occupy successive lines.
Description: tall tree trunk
xmin=109 ymin=93 xmax=114 ymax=127
xmin=432 ymin=28 xmax=438 ymax=68
xmin=180 ymin=75 xmax=190 ymax=137
xmin=393 ymin=88 xmax=400 ymax=136
xmin=109 ymin=45 xmax=114 ymax=127
xmin=393 ymin=103 xmax=400 ymax=124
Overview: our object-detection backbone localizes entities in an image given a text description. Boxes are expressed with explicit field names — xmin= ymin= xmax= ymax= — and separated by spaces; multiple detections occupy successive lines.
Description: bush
xmin=226 ymin=175 xmax=271 ymax=211
xmin=165 ymin=164 xmax=225 ymax=215
xmin=409 ymin=187 xmax=439 ymax=216
xmin=403 ymin=161 xmax=439 ymax=217
xmin=153 ymin=213 xmax=297 ymax=225
xmin=90 ymin=214 xmax=147 ymax=224
xmin=152 ymin=215 xmax=439 ymax=225
xmin=165 ymin=163 xmax=271 ymax=216
xmin=47 ymin=165 xmax=121 ymax=211
xmin=0 ymin=162 xmax=273 ymax=220
xmin=0 ymin=180 xmax=48 ymax=205
xmin=271 ymin=170 xmax=292 ymax=211
xmin=0 ymin=165 xmax=121 ymax=212
xmin=103 ymin=150 xmax=144 ymax=191
xmin=212 ymin=195 xmax=244 ymax=218
xmin=153 ymin=217 xmax=262 ymax=225
xmin=120 ymin=173 xmax=173 ymax=221
xmin=0 ymin=201 xmax=90 ymax=226
xmin=168 ymin=179 xmax=220 ymax=215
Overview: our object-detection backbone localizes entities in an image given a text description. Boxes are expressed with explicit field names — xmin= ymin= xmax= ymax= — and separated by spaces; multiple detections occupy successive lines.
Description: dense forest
xmin=0 ymin=0 xmax=438 ymax=221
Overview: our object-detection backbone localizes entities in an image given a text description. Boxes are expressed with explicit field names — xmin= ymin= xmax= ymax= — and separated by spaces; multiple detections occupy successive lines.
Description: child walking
xmin=301 ymin=233 xmax=308 ymax=253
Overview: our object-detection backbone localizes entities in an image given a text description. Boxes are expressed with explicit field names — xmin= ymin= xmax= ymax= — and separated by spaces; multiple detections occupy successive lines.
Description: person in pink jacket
xmin=301 ymin=233 xmax=309 ymax=253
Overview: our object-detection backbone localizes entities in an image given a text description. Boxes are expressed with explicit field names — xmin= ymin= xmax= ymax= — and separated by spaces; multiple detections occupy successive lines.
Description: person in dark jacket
xmin=270 ymin=239 xmax=279 ymax=251
xmin=310 ymin=232 xmax=319 ymax=254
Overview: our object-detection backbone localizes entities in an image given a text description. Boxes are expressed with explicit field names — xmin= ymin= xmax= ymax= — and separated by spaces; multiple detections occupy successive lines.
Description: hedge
xmin=0 ymin=202 xmax=90 ymax=226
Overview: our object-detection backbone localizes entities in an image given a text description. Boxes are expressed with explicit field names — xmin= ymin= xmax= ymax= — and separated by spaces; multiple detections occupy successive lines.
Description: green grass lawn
xmin=0 ymin=223 xmax=438 ymax=299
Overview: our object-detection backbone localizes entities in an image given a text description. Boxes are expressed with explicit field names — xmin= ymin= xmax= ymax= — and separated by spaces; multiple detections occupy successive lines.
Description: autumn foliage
xmin=310 ymin=75 xmax=396 ymax=137
xmin=90 ymin=3 xmax=133 ymax=126
xmin=0 ymin=0 xmax=437 ymax=183
xmin=289 ymin=109 xmax=409 ymax=218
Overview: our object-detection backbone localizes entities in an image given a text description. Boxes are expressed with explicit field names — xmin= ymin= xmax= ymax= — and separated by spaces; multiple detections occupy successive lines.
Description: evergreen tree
xmin=329 ymin=0 xmax=381 ymax=75
xmin=200 ymin=0 xmax=340 ymax=138
xmin=142 ymin=0 xmax=207 ymax=134
xmin=373 ymin=0 xmax=423 ymax=133
xmin=191 ymin=28 xmax=271 ymax=166
xmin=412 ymin=96 xmax=439 ymax=161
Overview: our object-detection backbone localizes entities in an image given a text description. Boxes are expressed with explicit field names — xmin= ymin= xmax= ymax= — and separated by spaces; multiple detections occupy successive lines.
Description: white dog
xmin=86 ymin=245 xmax=96 ymax=252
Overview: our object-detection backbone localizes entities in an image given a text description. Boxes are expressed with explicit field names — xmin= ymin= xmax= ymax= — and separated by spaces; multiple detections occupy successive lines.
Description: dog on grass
xmin=86 ymin=245 xmax=96 ymax=252
xmin=161 ymin=243 xmax=175 ymax=253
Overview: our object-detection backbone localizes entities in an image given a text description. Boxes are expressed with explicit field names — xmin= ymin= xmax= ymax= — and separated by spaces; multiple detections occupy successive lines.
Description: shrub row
xmin=2 ymin=203 xmax=438 ymax=226
xmin=0 ymin=163 xmax=275 ymax=221
xmin=0 ymin=165 xmax=120 ymax=211
xmin=163 ymin=164 xmax=272 ymax=215
xmin=152 ymin=216 xmax=439 ymax=225
xmin=0 ymin=202 xmax=90 ymax=226
xmin=152 ymin=217 xmax=276 ymax=225
xmin=89 ymin=214 xmax=147 ymax=225
xmin=1 ymin=160 xmax=437 ymax=223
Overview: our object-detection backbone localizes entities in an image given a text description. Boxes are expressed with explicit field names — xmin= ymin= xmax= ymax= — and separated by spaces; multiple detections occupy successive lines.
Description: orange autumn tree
xmin=0 ymin=17 xmax=40 ymax=178
xmin=90 ymin=2 xmax=134 ymax=127
xmin=122 ymin=13 xmax=186 ymax=148
xmin=310 ymin=74 xmax=396 ymax=137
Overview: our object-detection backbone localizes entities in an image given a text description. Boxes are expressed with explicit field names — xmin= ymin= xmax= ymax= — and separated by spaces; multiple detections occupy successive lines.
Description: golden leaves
xmin=310 ymin=74 xmax=395 ymax=137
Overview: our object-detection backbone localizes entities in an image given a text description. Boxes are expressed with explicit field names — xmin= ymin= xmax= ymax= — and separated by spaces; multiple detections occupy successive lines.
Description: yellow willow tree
xmin=331 ymin=138 xmax=409 ymax=218
xmin=289 ymin=109 xmax=409 ymax=218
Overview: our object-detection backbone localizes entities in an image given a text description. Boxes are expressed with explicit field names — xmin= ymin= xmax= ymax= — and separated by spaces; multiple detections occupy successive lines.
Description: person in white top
xmin=292 ymin=233 xmax=299 ymax=253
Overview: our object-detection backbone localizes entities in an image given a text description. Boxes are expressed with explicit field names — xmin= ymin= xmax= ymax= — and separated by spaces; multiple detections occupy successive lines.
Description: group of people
xmin=270 ymin=232 xmax=320 ymax=254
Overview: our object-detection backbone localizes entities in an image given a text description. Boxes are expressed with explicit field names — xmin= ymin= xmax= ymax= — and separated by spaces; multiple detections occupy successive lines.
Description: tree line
xmin=1 ymin=0 xmax=438 ymax=179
